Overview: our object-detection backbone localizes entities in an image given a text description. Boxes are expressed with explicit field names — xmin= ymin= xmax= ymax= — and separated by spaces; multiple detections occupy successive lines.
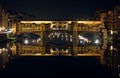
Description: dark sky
xmin=0 ymin=0 xmax=120 ymax=19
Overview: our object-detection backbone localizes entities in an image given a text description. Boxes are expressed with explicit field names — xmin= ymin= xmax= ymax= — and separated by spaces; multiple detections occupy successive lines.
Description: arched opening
xmin=17 ymin=33 xmax=41 ymax=44
xmin=47 ymin=31 xmax=69 ymax=48
xmin=78 ymin=32 xmax=102 ymax=46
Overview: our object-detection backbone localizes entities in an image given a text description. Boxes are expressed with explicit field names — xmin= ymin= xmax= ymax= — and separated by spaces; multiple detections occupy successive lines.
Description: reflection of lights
xmin=0 ymin=27 xmax=1 ymax=31
xmin=110 ymin=45 xmax=113 ymax=50
xmin=37 ymin=38 xmax=41 ymax=41
xmin=66 ymin=50 xmax=68 ymax=53
xmin=10 ymin=48 xmax=12 ymax=50
xmin=48 ymin=35 xmax=50 ymax=38
xmin=78 ymin=35 xmax=88 ymax=43
xmin=111 ymin=30 xmax=113 ymax=35
xmin=7 ymin=30 xmax=12 ymax=33
xmin=0 ymin=51 xmax=1 ymax=54
xmin=2 ymin=48 xmax=5 ymax=51
xmin=80 ymin=40 xmax=83 ymax=43
xmin=6 ymin=49 xmax=8 ymax=51
xmin=118 ymin=16 xmax=120 ymax=18
xmin=94 ymin=40 xmax=99 ymax=44
xmin=70 ymin=38 xmax=72 ymax=42
xmin=50 ymin=48 xmax=54 ymax=53
xmin=32 ymin=39 xmax=35 ymax=43
xmin=1 ymin=27 xmax=5 ymax=30
xmin=88 ymin=40 xmax=91 ymax=43
xmin=24 ymin=39 xmax=28 ymax=44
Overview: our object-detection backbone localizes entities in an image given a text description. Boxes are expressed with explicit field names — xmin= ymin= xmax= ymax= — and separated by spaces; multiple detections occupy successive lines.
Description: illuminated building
xmin=99 ymin=6 xmax=120 ymax=72
xmin=114 ymin=5 xmax=120 ymax=34
xmin=0 ymin=6 xmax=8 ymax=32
xmin=0 ymin=6 xmax=8 ymax=40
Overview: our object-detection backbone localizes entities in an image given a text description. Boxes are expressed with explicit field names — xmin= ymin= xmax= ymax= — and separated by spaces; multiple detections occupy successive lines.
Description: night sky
xmin=0 ymin=0 xmax=120 ymax=19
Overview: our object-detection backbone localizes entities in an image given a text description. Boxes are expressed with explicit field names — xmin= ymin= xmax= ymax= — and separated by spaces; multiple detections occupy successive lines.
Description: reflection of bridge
xmin=12 ymin=21 xmax=107 ymax=64
xmin=12 ymin=44 xmax=102 ymax=56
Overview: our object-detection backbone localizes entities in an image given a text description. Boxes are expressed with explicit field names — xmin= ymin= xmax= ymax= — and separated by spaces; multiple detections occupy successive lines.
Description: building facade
xmin=0 ymin=6 xmax=8 ymax=32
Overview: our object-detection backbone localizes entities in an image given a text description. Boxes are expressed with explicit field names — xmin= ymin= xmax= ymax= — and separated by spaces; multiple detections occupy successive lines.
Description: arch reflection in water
xmin=0 ymin=43 xmax=12 ymax=69
xmin=47 ymin=31 xmax=71 ymax=46
xmin=0 ymin=39 xmax=119 ymax=77
xmin=11 ymin=42 xmax=103 ymax=62
xmin=17 ymin=33 xmax=41 ymax=44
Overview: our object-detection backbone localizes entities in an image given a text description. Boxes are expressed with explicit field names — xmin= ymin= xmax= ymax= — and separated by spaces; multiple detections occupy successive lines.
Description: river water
xmin=0 ymin=32 xmax=119 ymax=78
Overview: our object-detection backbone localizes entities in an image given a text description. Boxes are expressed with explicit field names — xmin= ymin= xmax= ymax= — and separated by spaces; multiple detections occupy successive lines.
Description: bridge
xmin=12 ymin=20 xmax=107 ymax=64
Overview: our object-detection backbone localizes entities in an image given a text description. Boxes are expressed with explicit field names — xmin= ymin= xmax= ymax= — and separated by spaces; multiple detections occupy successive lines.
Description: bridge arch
xmin=17 ymin=32 xmax=41 ymax=44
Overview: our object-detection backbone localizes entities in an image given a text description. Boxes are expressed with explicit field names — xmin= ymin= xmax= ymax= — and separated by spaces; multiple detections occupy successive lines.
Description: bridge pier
xmin=72 ymin=22 xmax=78 ymax=56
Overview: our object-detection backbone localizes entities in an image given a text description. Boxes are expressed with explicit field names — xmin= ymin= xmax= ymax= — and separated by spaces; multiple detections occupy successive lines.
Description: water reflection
xmin=0 ymin=32 xmax=103 ymax=66
xmin=0 ymin=43 xmax=13 ymax=69
xmin=0 ymin=31 xmax=119 ymax=77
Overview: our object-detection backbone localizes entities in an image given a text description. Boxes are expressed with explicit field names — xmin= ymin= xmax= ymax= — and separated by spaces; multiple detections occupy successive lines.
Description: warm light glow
xmin=66 ymin=50 xmax=68 ymax=53
xmin=50 ymin=48 xmax=54 ymax=53
xmin=20 ymin=21 xmax=101 ymax=24
xmin=10 ymin=48 xmax=12 ymax=50
xmin=21 ymin=21 xmax=72 ymax=24
xmin=21 ymin=21 xmax=52 ymax=24
xmin=7 ymin=30 xmax=12 ymax=33
xmin=0 ymin=27 xmax=1 ymax=31
xmin=2 ymin=48 xmax=5 ymax=51
xmin=79 ymin=35 xmax=89 ymax=43
xmin=24 ymin=39 xmax=28 ymax=44
xmin=78 ymin=21 xmax=101 ymax=24
xmin=111 ymin=30 xmax=113 ymax=35
xmin=37 ymin=38 xmax=41 ymax=42
xmin=94 ymin=40 xmax=99 ymax=44
xmin=118 ymin=16 xmax=120 ymax=19
xmin=1 ymin=27 xmax=5 ymax=30
xmin=6 ymin=49 xmax=8 ymax=51
xmin=110 ymin=45 xmax=113 ymax=50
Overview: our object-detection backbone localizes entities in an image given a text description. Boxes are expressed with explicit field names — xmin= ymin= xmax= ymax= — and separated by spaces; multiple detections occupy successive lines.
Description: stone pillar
xmin=73 ymin=21 xmax=78 ymax=56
